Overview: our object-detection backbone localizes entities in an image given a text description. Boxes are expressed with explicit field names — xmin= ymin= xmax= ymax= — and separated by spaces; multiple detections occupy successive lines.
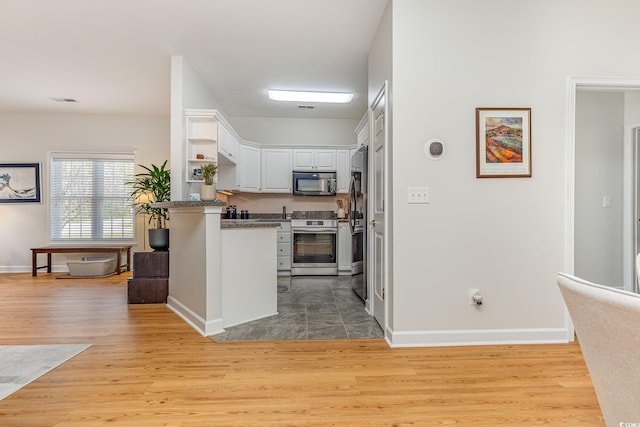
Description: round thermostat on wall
xmin=424 ymin=138 xmax=445 ymax=160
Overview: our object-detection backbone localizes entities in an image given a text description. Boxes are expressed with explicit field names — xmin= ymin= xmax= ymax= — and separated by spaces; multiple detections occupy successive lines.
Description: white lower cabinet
xmin=277 ymin=222 xmax=291 ymax=275
xmin=338 ymin=222 xmax=352 ymax=275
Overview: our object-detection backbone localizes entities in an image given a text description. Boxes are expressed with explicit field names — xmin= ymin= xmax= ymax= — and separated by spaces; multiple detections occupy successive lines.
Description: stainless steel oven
xmin=291 ymin=211 xmax=338 ymax=276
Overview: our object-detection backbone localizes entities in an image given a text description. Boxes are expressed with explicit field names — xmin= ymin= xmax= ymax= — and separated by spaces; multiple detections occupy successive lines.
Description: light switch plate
xmin=408 ymin=187 xmax=430 ymax=204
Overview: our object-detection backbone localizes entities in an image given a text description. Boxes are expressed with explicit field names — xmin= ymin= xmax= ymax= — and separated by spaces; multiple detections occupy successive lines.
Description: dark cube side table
xmin=127 ymin=252 xmax=169 ymax=304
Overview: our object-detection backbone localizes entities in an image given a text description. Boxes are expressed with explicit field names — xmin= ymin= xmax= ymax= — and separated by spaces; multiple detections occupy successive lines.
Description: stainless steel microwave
xmin=292 ymin=171 xmax=337 ymax=196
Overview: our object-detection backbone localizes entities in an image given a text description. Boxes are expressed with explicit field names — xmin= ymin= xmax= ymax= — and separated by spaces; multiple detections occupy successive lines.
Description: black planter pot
xmin=148 ymin=228 xmax=169 ymax=252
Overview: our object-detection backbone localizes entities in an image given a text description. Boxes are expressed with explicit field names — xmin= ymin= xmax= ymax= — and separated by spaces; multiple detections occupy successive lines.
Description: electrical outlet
xmin=469 ymin=288 xmax=481 ymax=306
xmin=408 ymin=187 xmax=430 ymax=204
xmin=257 ymin=203 xmax=263 ymax=211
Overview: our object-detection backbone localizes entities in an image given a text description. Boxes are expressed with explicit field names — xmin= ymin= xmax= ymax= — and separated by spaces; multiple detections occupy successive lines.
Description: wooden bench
xmin=30 ymin=245 xmax=132 ymax=277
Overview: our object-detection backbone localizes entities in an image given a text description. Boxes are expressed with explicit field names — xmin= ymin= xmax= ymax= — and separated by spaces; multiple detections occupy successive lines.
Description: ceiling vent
xmin=297 ymin=105 xmax=315 ymax=109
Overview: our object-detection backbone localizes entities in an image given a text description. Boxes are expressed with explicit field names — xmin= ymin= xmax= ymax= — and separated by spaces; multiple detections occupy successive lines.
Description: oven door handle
xmin=292 ymin=228 xmax=337 ymax=234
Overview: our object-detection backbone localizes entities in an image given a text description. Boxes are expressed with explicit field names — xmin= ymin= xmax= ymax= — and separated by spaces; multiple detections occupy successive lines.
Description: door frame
xmin=368 ymin=81 xmax=389 ymax=332
xmin=566 ymin=76 xmax=640 ymax=294
xmin=633 ymin=126 xmax=640 ymax=292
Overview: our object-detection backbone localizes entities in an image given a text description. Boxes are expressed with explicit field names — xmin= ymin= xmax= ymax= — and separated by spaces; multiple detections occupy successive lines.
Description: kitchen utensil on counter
xmin=336 ymin=199 xmax=346 ymax=219
xmin=225 ymin=205 xmax=237 ymax=219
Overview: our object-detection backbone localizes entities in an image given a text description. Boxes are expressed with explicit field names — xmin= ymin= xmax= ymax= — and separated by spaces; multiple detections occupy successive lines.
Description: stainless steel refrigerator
xmin=349 ymin=145 xmax=368 ymax=301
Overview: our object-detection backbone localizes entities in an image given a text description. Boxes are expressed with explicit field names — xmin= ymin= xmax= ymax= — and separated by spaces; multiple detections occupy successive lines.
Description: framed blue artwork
xmin=0 ymin=163 xmax=41 ymax=203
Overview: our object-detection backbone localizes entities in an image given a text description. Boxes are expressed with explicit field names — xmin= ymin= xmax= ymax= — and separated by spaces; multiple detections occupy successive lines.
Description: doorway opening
xmin=568 ymin=77 xmax=640 ymax=293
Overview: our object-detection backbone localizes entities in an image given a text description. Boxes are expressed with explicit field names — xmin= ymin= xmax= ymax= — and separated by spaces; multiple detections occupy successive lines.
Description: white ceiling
xmin=0 ymin=0 xmax=388 ymax=119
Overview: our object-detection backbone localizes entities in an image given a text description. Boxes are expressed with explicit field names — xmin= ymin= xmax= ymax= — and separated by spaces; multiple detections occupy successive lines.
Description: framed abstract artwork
xmin=476 ymin=108 xmax=531 ymax=178
xmin=0 ymin=163 xmax=41 ymax=203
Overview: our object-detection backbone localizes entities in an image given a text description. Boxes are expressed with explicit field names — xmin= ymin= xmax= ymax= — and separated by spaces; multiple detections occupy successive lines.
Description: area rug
xmin=0 ymin=344 xmax=91 ymax=400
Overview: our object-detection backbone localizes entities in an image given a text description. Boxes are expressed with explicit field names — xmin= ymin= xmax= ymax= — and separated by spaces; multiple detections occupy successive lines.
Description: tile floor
xmin=212 ymin=275 xmax=384 ymax=341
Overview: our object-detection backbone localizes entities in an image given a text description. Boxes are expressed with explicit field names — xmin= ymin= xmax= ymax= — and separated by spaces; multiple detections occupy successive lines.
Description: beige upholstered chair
xmin=556 ymin=273 xmax=640 ymax=426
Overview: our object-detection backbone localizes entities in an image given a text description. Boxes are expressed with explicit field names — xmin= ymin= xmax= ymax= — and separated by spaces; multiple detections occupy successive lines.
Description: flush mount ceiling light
xmin=50 ymin=97 xmax=78 ymax=103
xmin=267 ymin=90 xmax=353 ymax=104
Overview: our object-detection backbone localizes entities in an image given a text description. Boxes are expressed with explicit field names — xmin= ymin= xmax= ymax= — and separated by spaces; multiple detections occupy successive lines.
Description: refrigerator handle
xmin=348 ymin=175 xmax=356 ymax=235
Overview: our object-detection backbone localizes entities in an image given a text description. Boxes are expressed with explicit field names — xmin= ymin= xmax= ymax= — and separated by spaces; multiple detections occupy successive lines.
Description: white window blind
xmin=50 ymin=152 xmax=135 ymax=241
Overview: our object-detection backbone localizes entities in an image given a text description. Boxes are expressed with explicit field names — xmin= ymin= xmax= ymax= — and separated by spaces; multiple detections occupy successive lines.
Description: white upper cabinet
xmin=218 ymin=123 xmax=240 ymax=165
xmin=262 ymin=148 xmax=292 ymax=193
xmin=355 ymin=111 xmax=370 ymax=149
xmin=182 ymin=109 xmax=359 ymax=195
xmin=314 ymin=149 xmax=337 ymax=170
xmin=336 ymin=149 xmax=351 ymax=193
xmin=292 ymin=148 xmax=337 ymax=171
xmin=240 ymin=144 xmax=261 ymax=192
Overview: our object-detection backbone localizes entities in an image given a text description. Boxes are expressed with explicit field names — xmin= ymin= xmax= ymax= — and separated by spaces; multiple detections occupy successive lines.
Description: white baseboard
xmin=0 ymin=265 xmax=67 ymax=273
xmin=386 ymin=327 xmax=571 ymax=348
xmin=166 ymin=295 xmax=224 ymax=336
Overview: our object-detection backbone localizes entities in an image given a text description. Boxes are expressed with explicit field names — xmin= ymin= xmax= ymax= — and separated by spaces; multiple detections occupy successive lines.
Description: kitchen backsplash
xmin=227 ymin=192 xmax=347 ymax=215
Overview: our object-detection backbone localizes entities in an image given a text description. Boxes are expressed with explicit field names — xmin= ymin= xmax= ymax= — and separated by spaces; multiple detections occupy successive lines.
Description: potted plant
xmin=130 ymin=160 xmax=171 ymax=251
xmin=199 ymin=163 xmax=217 ymax=201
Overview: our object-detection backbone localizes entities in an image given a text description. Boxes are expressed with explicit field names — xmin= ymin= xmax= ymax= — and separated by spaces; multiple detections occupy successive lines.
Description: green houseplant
xmin=130 ymin=160 xmax=171 ymax=251
xmin=199 ymin=163 xmax=217 ymax=201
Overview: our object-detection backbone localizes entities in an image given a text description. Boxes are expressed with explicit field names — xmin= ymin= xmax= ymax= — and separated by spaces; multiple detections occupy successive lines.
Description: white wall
xmin=368 ymin=0 xmax=393 ymax=328
xmin=624 ymin=91 xmax=640 ymax=290
xmin=368 ymin=0 xmax=392 ymax=108
xmin=386 ymin=0 xmax=640 ymax=346
xmin=0 ymin=113 xmax=169 ymax=272
xmin=170 ymin=56 xmax=227 ymax=201
xmin=229 ymin=117 xmax=358 ymax=147
xmin=575 ymin=91 xmax=624 ymax=287
xmin=172 ymin=57 xmax=359 ymax=202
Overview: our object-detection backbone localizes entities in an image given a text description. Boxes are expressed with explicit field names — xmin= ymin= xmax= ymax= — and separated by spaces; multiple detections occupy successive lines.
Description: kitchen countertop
xmin=162 ymin=200 xmax=278 ymax=336
xmin=150 ymin=202 xmax=288 ymax=228
xmin=151 ymin=200 xmax=226 ymax=208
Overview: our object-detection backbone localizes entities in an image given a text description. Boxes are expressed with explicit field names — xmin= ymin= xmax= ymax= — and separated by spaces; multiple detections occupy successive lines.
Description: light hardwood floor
xmin=0 ymin=272 xmax=604 ymax=426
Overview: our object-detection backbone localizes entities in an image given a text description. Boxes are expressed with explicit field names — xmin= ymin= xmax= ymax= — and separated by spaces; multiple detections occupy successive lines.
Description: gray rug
xmin=0 ymin=344 xmax=91 ymax=400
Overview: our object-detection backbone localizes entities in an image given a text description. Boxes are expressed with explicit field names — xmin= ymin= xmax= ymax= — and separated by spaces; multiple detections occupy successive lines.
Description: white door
xmin=370 ymin=83 xmax=387 ymax=329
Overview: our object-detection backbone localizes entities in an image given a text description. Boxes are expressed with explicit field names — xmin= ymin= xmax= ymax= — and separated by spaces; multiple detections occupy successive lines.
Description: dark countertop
xmin=151 ymin=200 xmax=226 ymax=208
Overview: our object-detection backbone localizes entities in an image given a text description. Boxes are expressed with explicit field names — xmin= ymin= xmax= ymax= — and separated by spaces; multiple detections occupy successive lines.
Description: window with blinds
xmin=49 ymin=152 xmax=135 ymax=241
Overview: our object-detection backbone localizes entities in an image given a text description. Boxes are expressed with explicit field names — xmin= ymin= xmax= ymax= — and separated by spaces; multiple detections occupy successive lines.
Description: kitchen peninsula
xmin=152 ymin=201 xmax=279 ymax=336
